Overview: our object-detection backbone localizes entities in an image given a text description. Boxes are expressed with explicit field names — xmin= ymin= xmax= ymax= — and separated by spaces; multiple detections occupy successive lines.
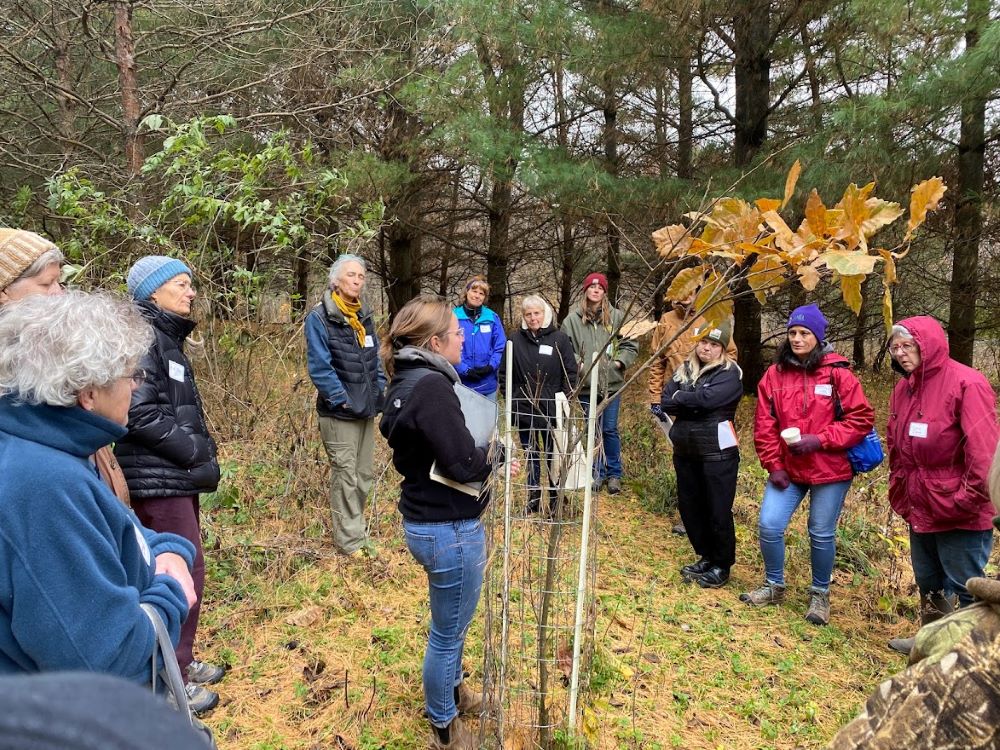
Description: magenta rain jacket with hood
xmin=887 ymin=316 xmax=999 ymax=533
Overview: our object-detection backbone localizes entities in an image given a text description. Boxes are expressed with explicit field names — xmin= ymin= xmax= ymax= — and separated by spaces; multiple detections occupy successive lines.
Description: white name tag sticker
xmin=364 ymin=334 xmax=375 ymax=348
xmin=909 ymin=422 xmax=929 ymax=438
xmin=538 ymin=344 xmax=554 ymax=356
xmin=814 ymin=384 xmax=832 ymax=397
xmin=168 ymin=360 xmax=185 ymax=382
xmin=479 ymin=324 xmax=491 ymax=333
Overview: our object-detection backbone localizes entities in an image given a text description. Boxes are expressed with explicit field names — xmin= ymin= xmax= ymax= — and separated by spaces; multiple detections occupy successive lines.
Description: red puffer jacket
xmin=887 ymin=316 xmax=998 ymax=533
xmin=755 ymin=346 xmax=874 ymax=485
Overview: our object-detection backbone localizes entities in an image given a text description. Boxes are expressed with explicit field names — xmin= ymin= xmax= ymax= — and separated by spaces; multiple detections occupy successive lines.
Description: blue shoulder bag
xmin=832 ymin=371 xmax=884 ymax=474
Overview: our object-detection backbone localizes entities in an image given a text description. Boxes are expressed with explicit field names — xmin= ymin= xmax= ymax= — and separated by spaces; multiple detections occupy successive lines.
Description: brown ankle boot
xmin=429 ymin=716 xmax=476 ymax=750
xmin=887 ymin=590 xmax=957 ymax=656
xmin=455 ymin=682 xmax=484 ymax=715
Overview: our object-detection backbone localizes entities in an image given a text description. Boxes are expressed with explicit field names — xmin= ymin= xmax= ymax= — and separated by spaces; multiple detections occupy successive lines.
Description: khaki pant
xmin=319 ymin=416 xmax=375 ymax=554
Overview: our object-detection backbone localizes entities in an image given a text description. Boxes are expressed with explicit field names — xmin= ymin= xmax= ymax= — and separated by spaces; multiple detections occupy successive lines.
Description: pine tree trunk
xmin=112 ymin=0 xmax=143 ymax=177
xmin=732 ymin=0 xmax=771 ymax=392
xmin=947 ymin=0 xmax=987 ymax=366
xmin=603 ymin=87 xmax=622 ymax=302
xmin=677 ymin=51 xmax=693 ymax=180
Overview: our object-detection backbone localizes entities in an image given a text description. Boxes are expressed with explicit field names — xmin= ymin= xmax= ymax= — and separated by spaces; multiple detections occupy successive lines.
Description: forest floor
xmin=192 ymin=370 xmax=965 ymax=750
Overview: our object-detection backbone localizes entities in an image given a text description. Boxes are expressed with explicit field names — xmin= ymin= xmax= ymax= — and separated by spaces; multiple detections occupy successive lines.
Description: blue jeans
xmin=910 ymin=528 xmax=993 ymax=607
xmin=758 ymin=479 xmax=852 ymax=591
xmin=581 ymin=395 xmax=622 ymax=480
xmin=403 ymin=518 xmax=487 ymax=728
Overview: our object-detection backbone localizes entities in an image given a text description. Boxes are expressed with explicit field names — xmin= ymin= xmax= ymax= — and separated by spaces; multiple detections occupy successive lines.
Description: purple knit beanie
xmin=787 ymin=304 xmax=827 ymax=341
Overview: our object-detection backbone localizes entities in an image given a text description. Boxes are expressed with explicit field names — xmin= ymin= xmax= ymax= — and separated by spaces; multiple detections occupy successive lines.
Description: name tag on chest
xmin=479 ymin=324 xmax=491 ymax=333
xmin=814 ymin=384 xmax=832 ymax=397
xmin=538 ymin=344 xmax=554 ymax=356
xmin=168 ymin=360 xmax=185 ymax=382
xmin=909 ymin=422 xmax=928 ymax=438
xmin=364 ymin=334 xmax=374 ymax=348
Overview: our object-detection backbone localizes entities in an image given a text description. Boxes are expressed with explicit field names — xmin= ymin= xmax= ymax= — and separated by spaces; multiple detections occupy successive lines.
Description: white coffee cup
xmin=781 ymin=427 xmax=801 ymax=445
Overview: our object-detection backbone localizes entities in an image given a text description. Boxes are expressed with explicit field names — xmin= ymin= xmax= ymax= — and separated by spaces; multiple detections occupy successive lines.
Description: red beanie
xmin=583 ymin=272 xmax=608 ymax=292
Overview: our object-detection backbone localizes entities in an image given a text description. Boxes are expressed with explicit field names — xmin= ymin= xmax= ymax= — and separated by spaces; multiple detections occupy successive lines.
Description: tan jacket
xmin=647 ymin=310 xmax=738 ymax=402
xmin=94 ymin=445 xmax=130 ymax=506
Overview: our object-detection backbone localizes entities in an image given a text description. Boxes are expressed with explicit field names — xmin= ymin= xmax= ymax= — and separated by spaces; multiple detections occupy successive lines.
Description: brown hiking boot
xmin=805 ymin=589 xmax=830 ymax=625
xmin=886 ymin=590 xmax=957 ymax=656
xmin=455 ymin=682 xmax=485 ymax=715
xmin=739 ymin=582 xmax=786 ymax=607
xmin=429 ymin=716 xmax=476 ymax=750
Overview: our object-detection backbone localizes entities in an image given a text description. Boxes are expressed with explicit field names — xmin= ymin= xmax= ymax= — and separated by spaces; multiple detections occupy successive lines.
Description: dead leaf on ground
xmin=285 ymin=605 xmax=324 ymax=628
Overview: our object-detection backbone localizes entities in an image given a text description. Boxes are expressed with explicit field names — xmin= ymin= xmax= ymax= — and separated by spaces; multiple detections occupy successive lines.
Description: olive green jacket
xmin=560 ymin=306 xmax=639 ymax=398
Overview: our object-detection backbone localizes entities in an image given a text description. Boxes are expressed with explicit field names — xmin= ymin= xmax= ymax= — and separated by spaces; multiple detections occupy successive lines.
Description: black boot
xmin=680 ymin=558 xmax=711 ymax=580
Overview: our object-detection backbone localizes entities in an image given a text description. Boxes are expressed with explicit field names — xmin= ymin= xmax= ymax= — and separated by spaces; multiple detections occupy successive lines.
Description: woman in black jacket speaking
xmin=505 ymin=295 xmax=577 ymax=513
xmin=379 ymin=295 xmax=508 ymax=750
xmin=114 ymin=255 xmax=223 ymax=714
xmin=661 ymin=320 xmax=742 ymax=589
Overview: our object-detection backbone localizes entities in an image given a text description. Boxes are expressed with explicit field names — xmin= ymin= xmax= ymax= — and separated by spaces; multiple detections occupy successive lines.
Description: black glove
xmin=650 ymin=403 xmax=667 ymax=422
xmin=466 ymin=365 xmax=493 ymax=381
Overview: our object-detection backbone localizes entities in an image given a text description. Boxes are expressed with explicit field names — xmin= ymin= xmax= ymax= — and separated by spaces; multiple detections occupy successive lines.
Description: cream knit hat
xmin=0 ymin=229 xmax=59 ymax=291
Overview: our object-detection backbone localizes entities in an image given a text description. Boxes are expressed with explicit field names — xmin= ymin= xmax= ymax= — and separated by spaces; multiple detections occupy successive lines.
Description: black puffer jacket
xmin=115 ymin=301 xmax=220 ymax=498
xmin=304 ymin=293 xmax=385 ymax=420
xmin=503 ymin=317 xmax=577 ymax=431
xmin=661 ymin=359 xmax=743 ymax=461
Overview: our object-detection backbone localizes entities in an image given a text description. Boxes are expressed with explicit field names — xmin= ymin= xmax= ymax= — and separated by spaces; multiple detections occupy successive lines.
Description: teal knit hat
xmin=127 ymin=256 xmax=191 ymax=300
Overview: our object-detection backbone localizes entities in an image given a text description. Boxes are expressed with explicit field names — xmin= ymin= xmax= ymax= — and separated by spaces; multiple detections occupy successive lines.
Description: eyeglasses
xmin=889 ymin=342 xmax=917 ymax=354
xmin=121 ymin=369 xmax=147 ymax=387
xmin=440 ymin=328 xmax=465 ymax=339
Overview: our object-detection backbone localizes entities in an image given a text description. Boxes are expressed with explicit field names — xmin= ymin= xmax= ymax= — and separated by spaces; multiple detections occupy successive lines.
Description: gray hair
xmin=0 ymin=290 xmax=152 ymax=407
xmin=5 ymin=248 xmax=64 ymax=293
xmin=889 ymin=324 xmax=913 ymax=342
xmin=328 ymin=253 xmax=366 ymax=289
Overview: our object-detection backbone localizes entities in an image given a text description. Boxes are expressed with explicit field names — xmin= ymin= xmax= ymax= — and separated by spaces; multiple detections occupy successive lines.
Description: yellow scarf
xmin=332 ymin=292 xmax=365 ymax=346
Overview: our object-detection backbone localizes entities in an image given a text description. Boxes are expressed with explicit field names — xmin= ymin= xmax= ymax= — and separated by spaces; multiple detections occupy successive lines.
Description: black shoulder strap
xmin=828 ymin=361 xmax=850 ymax=420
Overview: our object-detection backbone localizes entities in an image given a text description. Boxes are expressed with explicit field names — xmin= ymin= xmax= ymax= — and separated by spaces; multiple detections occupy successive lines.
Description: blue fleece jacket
xmin=454 ymin=305 xmax=506 ymax=396
xmin=0 ymin=397 xmax=194 ymax=682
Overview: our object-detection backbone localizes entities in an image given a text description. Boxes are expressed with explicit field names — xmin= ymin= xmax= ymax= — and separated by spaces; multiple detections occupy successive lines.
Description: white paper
xmin=364 ymin=334 xmax=374 ymax=348
xmin=717 ymin=420 xmax=739 ymax=450
xmin=814 ymin=384 xmax=832 ymax=397
xmin=655 ymin=414 xmax=674 ymax=443
xmin=909 ymin=422 xmax=929 ymax=438
xmin=428 ymin=384 xmax=498 ymax=496
xmin=168 ymin=360 xmax=185 ymax=382
xmin=479 ymin=324 xmax=491 ymax=333
xmin=538 ymin=344 xmax=554 ymax=356
xmin=430 ymin=461 xmax=483 ymax=497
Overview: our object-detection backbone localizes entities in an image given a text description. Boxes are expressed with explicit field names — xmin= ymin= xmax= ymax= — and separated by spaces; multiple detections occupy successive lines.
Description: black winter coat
xmin=115 ymin=301 xmax=220 ymax=498
xmin=503 ymin=325 xmax=578 ymax=431
xmin=379 ymin=347 xmax=494 ymax=523
xmin=305 ymin=294 xmax=385 ymax=420
xmin=661 ymin=360 xmax=743 ymax=461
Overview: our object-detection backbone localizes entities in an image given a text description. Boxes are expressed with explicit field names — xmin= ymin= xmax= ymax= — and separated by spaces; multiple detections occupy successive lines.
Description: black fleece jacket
xmin=503 ymin=324 xmax=578 ymax=430
xmin=379 ymin=348 xmax=494 ymax=522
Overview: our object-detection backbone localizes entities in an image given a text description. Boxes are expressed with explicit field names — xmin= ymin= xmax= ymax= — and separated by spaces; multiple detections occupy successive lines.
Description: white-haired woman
xmin=0 ymin=227 xmax=64 ymax=302
xmin=505 ymin=295 xmax=577 ymax=513
xmin=114 ymin=256 xmax=222 ymax=714
xmin=0 ymin=228 xmax=130 ymax=504
xmin=0 ymin=291 xmax=195 ymax=682
xmin=661 ymin=321 xmax=742 ymax=588
xmin=305 ymin=253 xmax=386 ymax=556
